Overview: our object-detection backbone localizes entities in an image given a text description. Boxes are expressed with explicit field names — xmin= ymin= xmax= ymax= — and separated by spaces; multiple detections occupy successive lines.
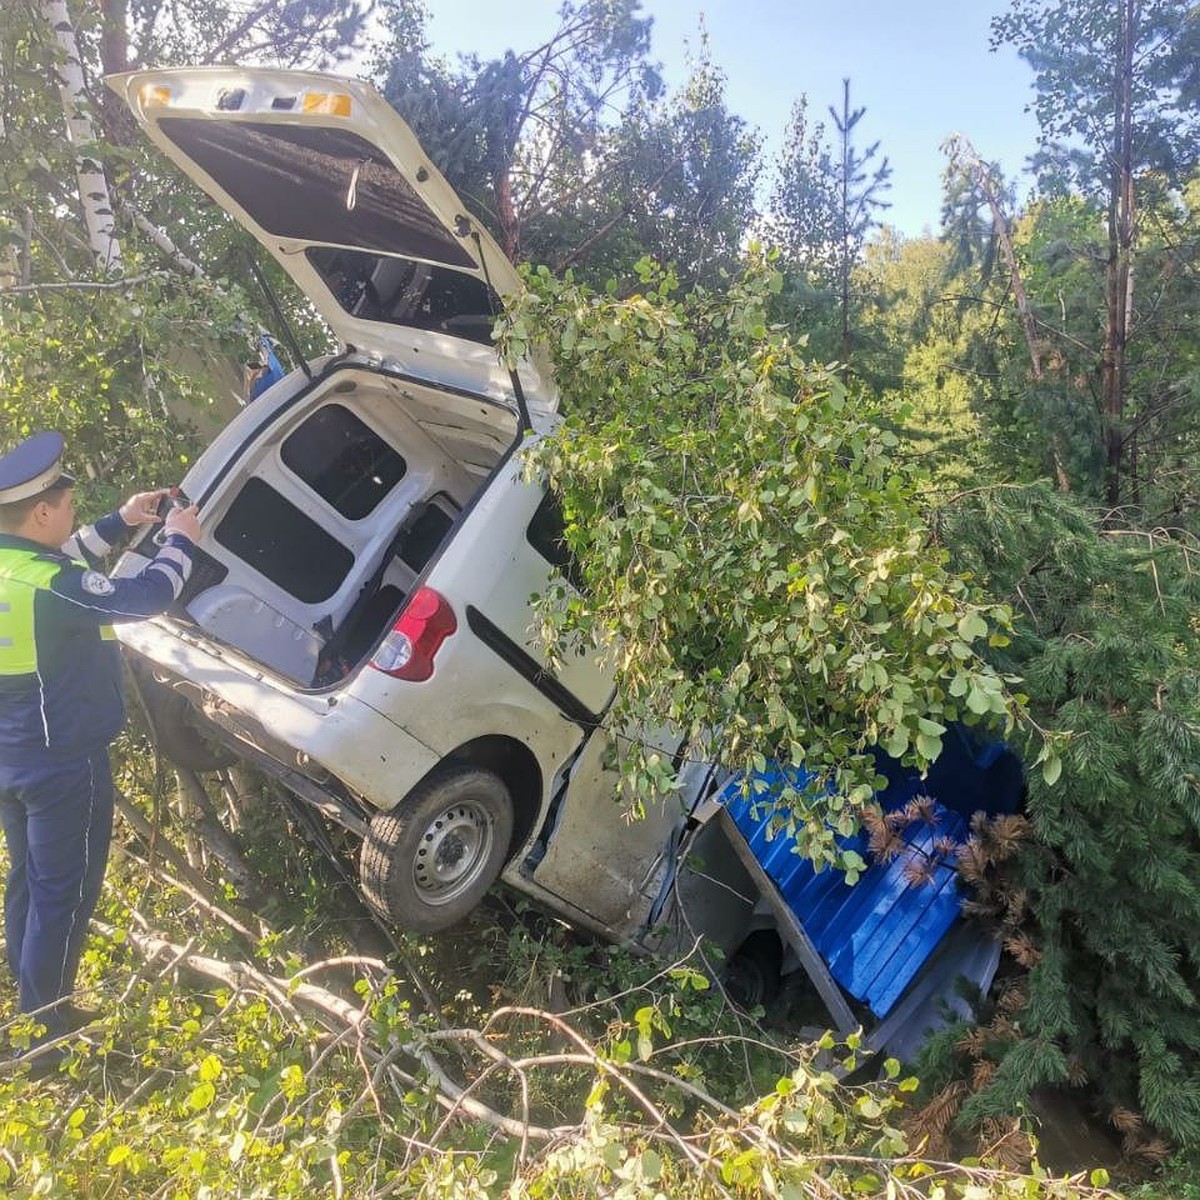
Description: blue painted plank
xmin=720 ymin=727 xmax=1022 ymax=1018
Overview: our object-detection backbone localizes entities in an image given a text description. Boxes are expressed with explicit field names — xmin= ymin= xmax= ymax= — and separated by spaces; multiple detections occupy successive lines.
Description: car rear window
xmin=306 ymin=247 xmax=498 ymax=347
xmin=281 ymin=403 xmax=406 ymax=520
xmin=214 ymin=477 xmax=354 ymax=603
xmin=156 ymin=119 xmax=475 ymax=267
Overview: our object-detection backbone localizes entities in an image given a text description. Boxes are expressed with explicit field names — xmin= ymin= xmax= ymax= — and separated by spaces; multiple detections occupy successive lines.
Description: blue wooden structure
xmin=719 ymin=725 xmax=1024 ymax=1050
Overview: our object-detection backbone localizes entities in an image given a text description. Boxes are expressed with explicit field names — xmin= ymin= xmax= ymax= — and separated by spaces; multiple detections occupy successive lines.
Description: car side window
xmin=281 ymin=402 xmax=406 ymax=520
xmin=526 ymin=490 xmax=585 ymax=593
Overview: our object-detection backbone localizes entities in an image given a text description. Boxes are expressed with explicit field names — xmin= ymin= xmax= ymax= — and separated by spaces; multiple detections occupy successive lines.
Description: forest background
xmin=3 ymin=0 xmax=1200 ymax=1196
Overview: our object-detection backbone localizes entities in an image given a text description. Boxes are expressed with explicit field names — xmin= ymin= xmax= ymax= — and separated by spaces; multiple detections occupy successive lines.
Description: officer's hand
xmin=119 ymin=488 xmax=171 ymax=526
xmin=163 ymin=504 xmax=201 ymax=544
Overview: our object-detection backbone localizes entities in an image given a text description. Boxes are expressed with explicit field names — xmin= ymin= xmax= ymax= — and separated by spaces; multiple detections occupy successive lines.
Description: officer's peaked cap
xmin=0 ymin=431 xmax=76 ymax=506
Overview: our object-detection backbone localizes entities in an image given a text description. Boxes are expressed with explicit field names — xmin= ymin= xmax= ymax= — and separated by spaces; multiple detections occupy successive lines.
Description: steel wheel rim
xmin=412 ymin=800 xmax=495 ymax=905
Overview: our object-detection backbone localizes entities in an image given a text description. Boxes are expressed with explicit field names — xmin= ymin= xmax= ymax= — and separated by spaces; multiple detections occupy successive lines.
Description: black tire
xmin=360 ymin=765 xmax=514 ymax=933
xmin=723 ymin=930 xmax=783 ymax=1010
xmin=135 ymin=674 xmax=235 ymax=772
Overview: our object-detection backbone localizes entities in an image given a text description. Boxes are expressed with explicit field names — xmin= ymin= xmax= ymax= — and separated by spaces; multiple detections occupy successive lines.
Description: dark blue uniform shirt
xmin=0 ymin=512 xmax=194 ymax=770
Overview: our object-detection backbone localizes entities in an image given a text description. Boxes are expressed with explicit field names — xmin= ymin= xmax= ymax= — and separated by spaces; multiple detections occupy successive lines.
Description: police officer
xmin=0 ymin=431 xmax=200 ymax=1048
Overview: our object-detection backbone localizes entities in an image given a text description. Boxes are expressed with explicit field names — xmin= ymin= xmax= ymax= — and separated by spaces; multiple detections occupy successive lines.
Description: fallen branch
xmin=129 ymin=205 xmax=205 ymax=278
xmin=3 ymin=904 xmax=1120 ymax=1200
xmin=174 ymin=768 xmax=274 ymax=908
xmin=119 ymin=926 xmax=562 ymax=1141
xmin=0 ymin=273 xmax=152 ymax=295
xmin=114 ymin=788 xmax=262 ymax=944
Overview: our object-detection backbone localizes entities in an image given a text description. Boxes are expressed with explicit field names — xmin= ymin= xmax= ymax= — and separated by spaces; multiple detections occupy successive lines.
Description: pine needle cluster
xmin=934 ymin=482 xmax=1200 ymax=1147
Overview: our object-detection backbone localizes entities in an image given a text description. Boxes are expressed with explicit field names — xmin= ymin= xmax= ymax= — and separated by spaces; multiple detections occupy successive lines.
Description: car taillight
xmin=369 ymin=587 xmax=457 ymax=681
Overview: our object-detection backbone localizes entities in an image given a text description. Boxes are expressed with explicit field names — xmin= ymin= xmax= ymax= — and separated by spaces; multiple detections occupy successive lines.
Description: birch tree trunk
xmin=41 ymin=0 xmax=124 ymax=272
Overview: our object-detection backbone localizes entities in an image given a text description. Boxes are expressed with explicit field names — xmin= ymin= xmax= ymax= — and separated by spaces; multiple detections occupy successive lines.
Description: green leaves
xmin=1040 ymin=753 xmax=1062 ymax=786
xmin=106 ymin=1143 xmax=132 ymax=1167
xmin=633 ymin=1003 xmax=671 ymax=1061
xmin=501 ymin=257 xmax=1024 ymax=863
xmin=957 ymin=612 xmax=988 ymax=642
xmin=184 ymin=1081 xmax=216 ymax=1113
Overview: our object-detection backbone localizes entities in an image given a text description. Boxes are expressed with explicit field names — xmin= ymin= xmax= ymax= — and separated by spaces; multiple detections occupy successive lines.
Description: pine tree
xmin=936 ymin=482 xmax=1200 ymax=1144
xmin=767 ymin=80 xmax=890 ymax=374
xmin=993 ymin=0 xmax=1200 ymax=506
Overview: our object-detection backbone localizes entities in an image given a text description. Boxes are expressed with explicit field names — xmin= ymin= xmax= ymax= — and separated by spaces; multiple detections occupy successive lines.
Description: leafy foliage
xmin=374 ymin=0 xmax=664 ymax=267
xmin=374 ymin=4 xmax=759 ymax=287
xmin=110 ymin=0 xmax=370 ymax=73
xmin=500 ymin=255 xmax=1027 ymax=868
xmin=0 ymin=741 xmax=1121 ymax=1199
xmin=992 ymin=0 xmax=1199 ymax=201
xmin=0 ymin=266 xmax=236 ymax=508
xmin=768 ymin=80 xmax=891 ymax=371
xmin=854 ymin=229 xmax=990 ymax=483
xmin=0 ymin=0 xmax=334 ymax=497
xmin=992 ymin=0 xmax=1200 ymax=506
xmin=6 ymin=0 xmax=1200 ymax=1179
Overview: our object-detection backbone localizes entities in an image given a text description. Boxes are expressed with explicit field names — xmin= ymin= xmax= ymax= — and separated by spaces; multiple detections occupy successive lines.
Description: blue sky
xmin=423 ymin=0 xmax=1042 ymax=237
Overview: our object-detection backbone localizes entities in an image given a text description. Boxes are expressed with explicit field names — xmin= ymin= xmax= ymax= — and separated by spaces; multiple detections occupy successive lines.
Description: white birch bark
xmin=131 ymin=205 xmax=205 ymax=278
xmin=41 ymin=0 xmax=123 ymax=272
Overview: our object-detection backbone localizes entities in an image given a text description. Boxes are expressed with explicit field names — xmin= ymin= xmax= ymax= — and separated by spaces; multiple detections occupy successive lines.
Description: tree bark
xmin=98 ymin=0 xmax=129 ymax=76
xmin=96 ymin=0 xmax=136 ymax=142
xmin=948 ymin=136 xmax=1071 ymax=490
xmin=40 ymin=0 xmax=123 ymax=272
xmin=494 ymin=169 xmax=519 ymax=261
xmin=1100 ymin=0 xmax=1137 ymax=508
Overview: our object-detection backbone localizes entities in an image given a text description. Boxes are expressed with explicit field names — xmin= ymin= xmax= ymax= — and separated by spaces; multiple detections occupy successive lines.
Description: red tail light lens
xmin=369 ymin=587 xmax=457 ymax=681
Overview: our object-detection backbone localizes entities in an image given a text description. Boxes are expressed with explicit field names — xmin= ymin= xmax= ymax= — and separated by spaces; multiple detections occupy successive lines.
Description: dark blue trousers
xmin=0 ymin=750 xmax=113 ymax=1036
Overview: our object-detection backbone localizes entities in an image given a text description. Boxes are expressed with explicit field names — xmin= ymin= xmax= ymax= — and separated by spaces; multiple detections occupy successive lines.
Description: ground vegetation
xmin=4 ymin=0 xmax=1200 ymax=1191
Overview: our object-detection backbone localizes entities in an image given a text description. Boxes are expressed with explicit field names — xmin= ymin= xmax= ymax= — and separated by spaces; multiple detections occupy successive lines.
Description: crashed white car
xmin=106 ymin=70 xmax=1023 ymax=1057
xmin=107 ymin=67 xmax=744 ymax=948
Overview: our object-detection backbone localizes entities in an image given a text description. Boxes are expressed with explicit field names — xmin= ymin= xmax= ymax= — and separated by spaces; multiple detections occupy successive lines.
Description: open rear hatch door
xmin=107 ymin=67 xmax=555 ymax=416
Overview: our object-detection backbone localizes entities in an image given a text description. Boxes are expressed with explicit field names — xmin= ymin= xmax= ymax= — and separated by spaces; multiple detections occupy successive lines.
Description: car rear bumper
xmin=117 ymin=618 xmax=440 ymax=808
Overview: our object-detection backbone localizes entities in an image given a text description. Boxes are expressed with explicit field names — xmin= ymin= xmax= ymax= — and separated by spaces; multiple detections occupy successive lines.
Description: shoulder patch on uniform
xmin=81 ymin=570 xmax=116 ymax=597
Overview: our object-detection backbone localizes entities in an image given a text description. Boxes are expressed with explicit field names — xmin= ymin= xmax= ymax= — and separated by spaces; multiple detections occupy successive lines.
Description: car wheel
xmin=360 ymin=765 xmax=514 ymax=933
xmin=137 ymin=676 xmax=235 ymax=772
xmin=723 ymin=930 xmax=783 ymax=1010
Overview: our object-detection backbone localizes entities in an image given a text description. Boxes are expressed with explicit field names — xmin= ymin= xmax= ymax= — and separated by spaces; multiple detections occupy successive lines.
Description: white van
xmin=107 ymin=67 xmax=744 ymax=949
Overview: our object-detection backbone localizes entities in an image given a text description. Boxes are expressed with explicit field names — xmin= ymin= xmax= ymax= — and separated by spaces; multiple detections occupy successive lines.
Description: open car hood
xmin=108 ymin=67 xmax=556 ymax=415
